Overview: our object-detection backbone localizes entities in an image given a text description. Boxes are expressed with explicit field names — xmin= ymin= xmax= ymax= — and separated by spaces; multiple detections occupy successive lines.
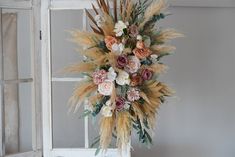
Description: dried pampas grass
xmin=150 ymin=44 xmax=176 ymax=55
xmin=154 ymin=29 xmax=184 ymax=43
xmin=100 ymin=115 xmax=115 ymax=150
xmin=139 ymin=0 xmax=166 ymax=29
xmin=69 ymin=81 xmax=97 ymax=113
xmin=116 ymin=111 xmax=131 ymax=151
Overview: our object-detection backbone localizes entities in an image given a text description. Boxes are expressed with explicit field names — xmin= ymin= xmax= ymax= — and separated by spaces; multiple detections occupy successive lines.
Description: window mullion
xmin=0 ymin=8 xmax=6 ymax=157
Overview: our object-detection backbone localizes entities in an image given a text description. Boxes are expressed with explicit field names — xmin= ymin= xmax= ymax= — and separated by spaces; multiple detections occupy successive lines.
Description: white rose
xmin=95 ymin=15 xmax=105 ymax=27
xmin=150 ymin=54 xmax=158 ymax=63
xmin=107 ymin=67 xmax=117 ymax=81
xmin=116 ymin=70 xmax=130 ymax=85
xmin=114 ymin=20 xmax=127 ymax=37
xmin=101 ymin=105 xmax=113 ymax=117
xmin=111 ymin=43 xmax=124 ymax=54
xmin=98 ymin=80 xmax=113 ymax=96
xmin=137 ymin=35 xmax=142 ymax=41
xmin=125 ymin=56 xmax=141 ymax=74
xmin=143 ymin=36 xmax=151 ymax=47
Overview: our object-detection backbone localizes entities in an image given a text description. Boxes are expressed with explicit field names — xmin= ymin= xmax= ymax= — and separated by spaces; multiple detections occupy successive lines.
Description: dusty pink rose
xmin=92 ymin=69 xmax=107 ymax=85
xmin=127 ymin=88 xmax=140 ymax=102
xmin=129 ymin=24 xmax=139 ymax=37
xmin=116 ymin=97 xmax=126 ymax=111
xmin=125 ymin=56 xmax=141 ymax=73
xmin=104 ymin=36 xmax=118 ymax=50
xmin=117 ymin=55 xmax=128 ymax=68
xmin=141 ymin=69 xmax=153 ymax=80
xmin=136 ymin=41 xmax=145 ymax=49
xmin=98 ymin=80 xmax=113 ymax=96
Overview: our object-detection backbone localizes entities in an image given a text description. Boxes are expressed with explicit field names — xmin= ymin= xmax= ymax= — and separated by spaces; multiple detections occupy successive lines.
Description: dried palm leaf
xmin=113 ymin=0 xmax=117 ymax=22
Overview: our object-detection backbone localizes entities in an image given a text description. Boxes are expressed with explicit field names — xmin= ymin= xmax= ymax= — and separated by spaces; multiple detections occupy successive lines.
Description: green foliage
xmin=133 ymin=118 xmax=153 ymax=148
xmin=79 ymin=109 xmax=92 ymax=119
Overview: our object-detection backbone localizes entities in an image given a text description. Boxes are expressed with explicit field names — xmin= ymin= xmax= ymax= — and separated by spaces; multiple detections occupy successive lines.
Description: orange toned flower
xmin=133 ymin=48 xmax=152 ymax=59
xmin=136 ymin=41 xmax=145 ymax=49
xmin=130 ymin=73 xmax=143 ymax=86
xmin=104 ymin=36 xmax=118 ymax=50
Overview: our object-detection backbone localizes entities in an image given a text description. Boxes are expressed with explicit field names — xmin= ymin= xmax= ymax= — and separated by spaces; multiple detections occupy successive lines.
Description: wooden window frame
xmin=0 ymin=0 xmax=42 ymax=157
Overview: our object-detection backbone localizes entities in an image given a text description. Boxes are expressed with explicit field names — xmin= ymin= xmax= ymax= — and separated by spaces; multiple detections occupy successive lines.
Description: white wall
xmin=49 ymin=6 xmax=235 ymax=157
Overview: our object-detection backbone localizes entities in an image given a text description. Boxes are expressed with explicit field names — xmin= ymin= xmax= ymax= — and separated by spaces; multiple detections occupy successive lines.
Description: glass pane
xmin=4 ymin=82 xmax=32 ymax=155
xmin=52 ymin=82 xmax=85 ymax=148
xmin=50 ymin=10 xmax=84 ymax=78
xmin=2 ymin=9 xmax=32 ymax=80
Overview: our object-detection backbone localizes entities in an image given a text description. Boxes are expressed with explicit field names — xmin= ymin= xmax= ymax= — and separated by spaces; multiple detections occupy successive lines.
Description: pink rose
xmin=141 ymin=69 xmax=153 ymax=80
xmin=133 ymin=48 xmax=152 ymax=59
xmin=127 ymin=88 xmax=140 ymax=102
xmin=117 ymin=55 xmax=128 ymax=68
xmin=104 ymin=36 xmax=118 ymax=50
xmin=92 ymin=69 xmax=107 ymax=85
xmin=98 ymin=80 xmax=113 ymax=96
xmin=115 ymin=97 xmax=126 ymax=111
xmin=129 ymin=24 xmax=139 ymax=38
xmin=125 ymin=56 xmax=141 ymax=74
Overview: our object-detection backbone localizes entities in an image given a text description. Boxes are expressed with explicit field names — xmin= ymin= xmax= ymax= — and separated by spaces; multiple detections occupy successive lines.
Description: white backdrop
xmin=49 ymin=6 xmax=235 ymax=157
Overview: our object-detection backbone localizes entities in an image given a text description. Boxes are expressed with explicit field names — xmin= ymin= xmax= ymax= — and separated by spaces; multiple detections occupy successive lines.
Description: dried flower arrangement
xmin=65 ymin=0 xmax=183 ymax=155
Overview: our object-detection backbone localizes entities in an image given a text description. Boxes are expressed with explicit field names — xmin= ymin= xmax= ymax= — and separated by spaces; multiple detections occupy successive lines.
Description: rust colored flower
xmin=130 ymin=73 xmax=143 ymax=86
xmin=104 ymin=36 xmax=118 ymax=50
xmin=133 ymin=48 xmax=152 ymax=59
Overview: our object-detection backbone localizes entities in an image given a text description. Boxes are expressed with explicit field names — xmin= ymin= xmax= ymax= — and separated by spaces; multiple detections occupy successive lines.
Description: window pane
xmin=52 ymin=82 xmax=85 ymax=148
xmin=4 ymin=82 xmax=32 ymax=155
xmin=2 ymin=9 xmax=32 ymax=80
xmin=50 ymin=10 xmax=84 ymax=78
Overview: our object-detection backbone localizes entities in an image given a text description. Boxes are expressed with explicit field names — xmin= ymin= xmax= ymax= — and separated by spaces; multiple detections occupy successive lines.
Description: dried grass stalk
xmin=100 ymin=13 xmax=115 ymax=36
xmin=65 ymin=62 xmax=96 ymax=74
xmin=139 ymin=0 xmax=166 ymax=29
xmin=148 ymin=63 xmax=168 ymax=74
xmin=154 ymin=29 xmax=184 ymax=43
xmin=100 ymin=115 xmax=115 ymax=150
xmin=69 ymin=81 xmax=97 ymax=113
xmin=70 ymin=30 xmax=103 ymax=47
xmin=116 ymin=111 xmax=131 ymax=151
xmin=150 ymin=44 xmax=176 ymax=54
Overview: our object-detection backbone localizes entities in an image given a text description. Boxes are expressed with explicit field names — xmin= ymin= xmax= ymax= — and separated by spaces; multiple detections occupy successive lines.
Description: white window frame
xmin=0 ymin=0 xmax=42 ymax=157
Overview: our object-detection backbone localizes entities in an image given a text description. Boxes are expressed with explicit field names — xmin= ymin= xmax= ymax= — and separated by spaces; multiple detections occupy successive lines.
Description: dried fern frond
xmin=150 ymin=44 xmax=176 ymax=55
xmin=69 ymin=81 xmax=97 ymax=113
xmin=89 ymin=93 xmax=103 ymax=105
xmin=116 ymin=111 xmax=131 ymax=151
xmin=139 ymin=0 xmax=166 ymax=29
xmin=100 ymin=115 xmax=115 ymax=150
xmin=154 ymin=29 xmax=184 ymax=43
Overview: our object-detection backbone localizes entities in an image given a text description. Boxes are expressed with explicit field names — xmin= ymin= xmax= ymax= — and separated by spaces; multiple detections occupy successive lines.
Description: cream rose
xmin=125 ymin=56 xmax=141 ymax=74
xmin=116 ymin=70 xmax=130 ymax=85
xmin=101 ymin=105 xmax=113 ymax=117
xmin=98 ymin=80 xmax=113 ymax=96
